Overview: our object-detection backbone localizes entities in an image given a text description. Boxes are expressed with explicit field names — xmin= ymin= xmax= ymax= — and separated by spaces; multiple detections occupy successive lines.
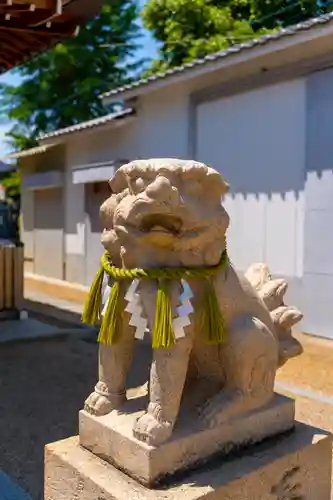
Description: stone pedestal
xmin=79 ymin=393 xmax=295 ymax=486
xmin=45 ymin=423 xmax=332 ymax=500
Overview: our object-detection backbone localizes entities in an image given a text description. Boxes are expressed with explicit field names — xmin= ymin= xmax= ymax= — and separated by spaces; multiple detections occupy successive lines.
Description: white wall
xmin=68 ymin=78 xmax=306 ymax=284
xmin=85 ymin=85 xmax=190 ymax=164
xmin=195 ymin=79 xmax=306 ymax=277
xmin=64 ymin=137 xmax=86 ymax=283
xmin=60 ymin=66 xmax=333 ymax=339
xmin=33 ymin=188 xmax=64 ymax=280
xmin=301 ymin=68 xmax=333 ymax=338
xmin=136 ymin=86 xmax=190 ymax=159
xmin=87 ymin=121 xmax=139 ymax=164
xmin=21 ymin=185 xmax=34 ymax=263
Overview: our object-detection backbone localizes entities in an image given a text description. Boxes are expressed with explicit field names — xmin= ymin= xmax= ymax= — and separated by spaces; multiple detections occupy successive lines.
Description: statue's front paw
xmin=84 ymin=391 xmax=116 ymax=416
xmin=84 ymin=383 xmax=126 ymax=416
xmin=133 ymin=413 xmax=173 ymax=446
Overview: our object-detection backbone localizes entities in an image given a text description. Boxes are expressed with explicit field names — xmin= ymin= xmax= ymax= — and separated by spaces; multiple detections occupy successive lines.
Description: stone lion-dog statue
xmin=83 ymin=158 xmax=303 ymax=447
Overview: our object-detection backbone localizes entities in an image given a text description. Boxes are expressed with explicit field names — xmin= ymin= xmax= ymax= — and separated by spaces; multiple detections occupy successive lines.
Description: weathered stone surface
xmin=45 ymin=423 xmax=332 ymax=500
xmin=80 ymin=393 xmax=295 ymax=486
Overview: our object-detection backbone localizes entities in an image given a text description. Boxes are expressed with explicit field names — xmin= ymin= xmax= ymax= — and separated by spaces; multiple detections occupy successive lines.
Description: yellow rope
xmin=81 ymin=267 xmax=104 ymax=326
xmin=100 ymin=250 xmax=228 ymax=280
xmin=152 ymin=280 xmax=175 ymax=349
xmin=82 ymin=250 xmax=228 ymax=348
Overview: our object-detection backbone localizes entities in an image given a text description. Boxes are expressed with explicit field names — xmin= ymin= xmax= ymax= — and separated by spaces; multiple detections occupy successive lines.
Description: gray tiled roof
xmin=39 ymin=107 xmax=135 ymax=140
xmin=102 ymin=12 xmax=333 ymax=99
xmin=4 ymin=144 xmax=57 ymax=160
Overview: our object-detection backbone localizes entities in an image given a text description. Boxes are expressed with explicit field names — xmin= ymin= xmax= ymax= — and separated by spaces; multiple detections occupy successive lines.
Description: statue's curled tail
xmin=245 ymin=263 xmax=303 ymax=367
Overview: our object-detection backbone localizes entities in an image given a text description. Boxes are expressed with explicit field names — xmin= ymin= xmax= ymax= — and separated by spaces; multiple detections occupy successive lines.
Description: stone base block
xmin=79 ymin=393 xmax=295 ymax=486
xmin=45 ymin=423 xmax=332 ymax=500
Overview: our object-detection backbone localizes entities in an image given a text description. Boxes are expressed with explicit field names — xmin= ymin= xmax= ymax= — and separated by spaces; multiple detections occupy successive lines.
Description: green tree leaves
xmin=1 ymin=170 xmax=21 ymax=200
xmin=142 ymin=0 xmax=271 ymax=73
xmin=0 ymin=0 xmax=142 ymax=151
xmin=142 ymin=0 xmax=332 ymax=74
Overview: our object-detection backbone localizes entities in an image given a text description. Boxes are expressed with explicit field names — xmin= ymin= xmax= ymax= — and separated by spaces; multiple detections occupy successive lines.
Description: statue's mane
xmin=109 ymin=158 xmax=229 ymax=196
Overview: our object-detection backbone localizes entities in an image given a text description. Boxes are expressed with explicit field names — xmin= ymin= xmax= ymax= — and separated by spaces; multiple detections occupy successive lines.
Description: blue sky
xmin=0 ymin=4 xmax=158 ymax=157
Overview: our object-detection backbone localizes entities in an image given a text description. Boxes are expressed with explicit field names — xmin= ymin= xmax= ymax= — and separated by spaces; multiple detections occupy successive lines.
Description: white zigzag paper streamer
xmin=173 ymin=279 xmax=194 ymax=339
xmin=125 ymin=279 xmax=148 ymax=339
xmin=101 ymin=273 xmax=111 ymax=317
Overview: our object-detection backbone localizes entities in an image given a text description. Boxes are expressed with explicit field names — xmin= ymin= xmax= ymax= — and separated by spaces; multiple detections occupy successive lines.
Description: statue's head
xmin=100 ymin=159 xmax=230 ymax=268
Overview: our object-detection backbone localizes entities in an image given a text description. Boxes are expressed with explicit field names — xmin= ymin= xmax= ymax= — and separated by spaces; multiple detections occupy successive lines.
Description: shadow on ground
xmin=0 ymin=337 xmax=151 ymax=500
xmin=24 ymin=297 xmax=83 ymax=327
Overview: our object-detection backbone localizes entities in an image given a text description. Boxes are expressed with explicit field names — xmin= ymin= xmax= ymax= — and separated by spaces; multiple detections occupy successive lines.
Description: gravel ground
xmin=0 ymin=337 xmax=151 ymax=500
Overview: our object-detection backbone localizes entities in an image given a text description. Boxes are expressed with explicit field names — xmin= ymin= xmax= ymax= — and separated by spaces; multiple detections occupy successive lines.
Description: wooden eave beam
xmin=2 ymin=4 xmax=36 ymax=13
xmin=1 ymin=28 xmax=42 ymax=48
xmin=0 ymin=53 xmax=12 ymax=66
xmin=0 ymin=10 xmax=72 ymax=26
xmin=0 ymin=0 xmax=104 ymax=72
xmin=0 ymin=18 xmax=79 ymax=36
xmin=0 ymin=40 xmax=33 ymax=61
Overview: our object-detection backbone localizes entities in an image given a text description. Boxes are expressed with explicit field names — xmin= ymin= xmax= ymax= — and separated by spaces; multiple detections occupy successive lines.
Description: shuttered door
xmin=34 ymin=188 xmax=64 ymax=279
xmin=195 ymin=79 xmax=305 ymax=277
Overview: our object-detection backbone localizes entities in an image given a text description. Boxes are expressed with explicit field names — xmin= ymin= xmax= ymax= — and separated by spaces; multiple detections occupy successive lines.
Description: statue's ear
xmin=100 ymin=195 xmax=118 ymax=228
xmin=221 ymin=178 xmax=230 ymax=196
xmin=109 ymin=167 xmax=127 ymax=194
xmin=206 ymin=170 xmax=230 ymax=196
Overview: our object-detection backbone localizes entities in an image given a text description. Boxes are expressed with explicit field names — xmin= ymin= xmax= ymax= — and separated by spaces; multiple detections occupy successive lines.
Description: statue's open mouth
xmin=140 ymin=213 xmax=182 ymax=235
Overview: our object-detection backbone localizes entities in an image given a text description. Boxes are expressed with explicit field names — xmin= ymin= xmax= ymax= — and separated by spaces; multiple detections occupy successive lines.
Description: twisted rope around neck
xmin=82 ymin=249 xmax=228 ymax=348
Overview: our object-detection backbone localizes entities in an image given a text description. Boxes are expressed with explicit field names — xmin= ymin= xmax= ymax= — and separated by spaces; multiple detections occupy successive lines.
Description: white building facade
xmin=16 ymin=13 xmax=333 ymax=338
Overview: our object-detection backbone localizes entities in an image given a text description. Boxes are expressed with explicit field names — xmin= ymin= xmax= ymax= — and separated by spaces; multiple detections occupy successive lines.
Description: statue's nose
xmin=145 ymin=176 xmax=179 ymax=206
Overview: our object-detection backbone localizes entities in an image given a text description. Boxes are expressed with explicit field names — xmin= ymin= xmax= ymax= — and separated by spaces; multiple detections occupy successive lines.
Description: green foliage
xmin=142 ymin=0 xmax=270 ymax=73
xmin=1 ymin=170 xmax=21 ymax=200
xmin=142 ymin=0 xmax=272 ymax=72
xmin=142 ymin=0 xmax=332 ymax=74
xmin=250 ymin=0 xmax=324 ymax=30
xmin=0 ymin=0 xmax=142 ymax=151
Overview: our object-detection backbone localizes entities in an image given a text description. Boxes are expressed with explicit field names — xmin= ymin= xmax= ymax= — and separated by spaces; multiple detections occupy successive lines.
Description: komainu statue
xmin=82 ymin=159 xmax=303 ymax=447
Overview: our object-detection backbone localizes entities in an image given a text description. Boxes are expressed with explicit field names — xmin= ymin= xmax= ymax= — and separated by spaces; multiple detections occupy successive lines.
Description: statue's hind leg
xmin=199 ymin=314 xmax=278 ymax=428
